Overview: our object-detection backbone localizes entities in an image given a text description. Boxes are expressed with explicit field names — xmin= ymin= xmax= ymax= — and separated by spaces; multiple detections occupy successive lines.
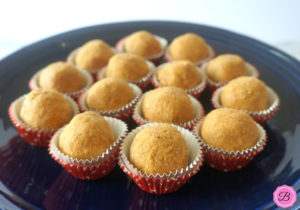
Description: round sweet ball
xmin=19 ymin=89 xmax=73 ymax=130
xmin=201 ymin=108 xmax=259 ymax=151
xmin=39 ymin=61 xmax=86 ymax=93
xmin=75 ymin=39 xmax=114 ymax=71
xmin=86 ymin=78 xmax=134 ymax=111
xmin=168 ymin=33 xmax=209 ymax=63
xmin=205 ymin=54 xmax=248 ymax=83
xmin=142 ymin=87 xmax=195 ymax=124
xmin=59 ymin=111 xmax=114 ymax=159
xmin=157 ymin=60 xmax=202 ymax=89
xmin=130 ymin=124 xmax=189 ymax=175
xmin=105 ymin=53 xmax=149 ymax=82
xmin=220 ymin=76 xmax=269 ymax=111
xmin=124 ymin=30 xmax=161 ymax=58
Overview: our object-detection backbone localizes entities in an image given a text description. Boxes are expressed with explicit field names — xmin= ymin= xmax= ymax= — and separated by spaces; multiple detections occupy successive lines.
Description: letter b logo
xmin=273 ymin=185 xmax=296 ymax=208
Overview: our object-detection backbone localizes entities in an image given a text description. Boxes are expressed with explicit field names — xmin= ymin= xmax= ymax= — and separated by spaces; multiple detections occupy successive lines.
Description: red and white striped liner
xmin=115 ymin=34 xmax=168 ymax=65
xmin=132 ymin=93 xmax=205 ymax=130
xmin=193 ymin=118 xmax=267 ymax=171
xmin=164 ymin=44 xmax=216 ymax=67
xmin=97 ymin=61 xmax=156 ymax=92
xmin=49 ymin=117 xmax=128 ymax=180
xmin=211 ymin=86 xmax=280 ymax=124
xmin=28 ymin=67 xmax=93 ymax=100
xmin=118 ymin=123 xmax=204 ymax=194
xmin=151 ymin=63 xmax=207 ymax=97
xmin=66 ymin=47 xmax=118 ymax=80
xmin=78 ymin=83 xmax=142 ymax=122
xmin=202 ymin=62 xmax=260 ymax=91
xmin=8 ymin=95 xmax=79 ymax=147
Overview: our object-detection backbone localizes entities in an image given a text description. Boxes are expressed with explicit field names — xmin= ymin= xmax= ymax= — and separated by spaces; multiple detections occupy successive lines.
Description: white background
xmin=0 ymin=0 xmax=300 ymax=60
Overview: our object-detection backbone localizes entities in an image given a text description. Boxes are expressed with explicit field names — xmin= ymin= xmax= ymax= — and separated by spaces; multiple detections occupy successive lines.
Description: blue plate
xmin=0 ymin=21 xmax=299 ymax=210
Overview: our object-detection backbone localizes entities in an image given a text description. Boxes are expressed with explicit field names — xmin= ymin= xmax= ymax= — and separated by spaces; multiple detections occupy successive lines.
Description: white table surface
xmin=0 ymin=0 xmax=300 ymax=61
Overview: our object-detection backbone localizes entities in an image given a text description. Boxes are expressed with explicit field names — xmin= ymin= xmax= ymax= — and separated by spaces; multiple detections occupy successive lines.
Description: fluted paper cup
xmin=78 ymin=83 xmax=142 ymax=122
xmin=151 ymin=63 xmax=207 ymax=97
xmin=119 ymin=123 xmax=203 ymax=194
xmin=28 ymin=68 xmax=93 ymax=100
xmin=133 ymin=93 xmax=205 ymax=130
xmin=164 ymin=44 xmax=216 ymax=67
xmin=211 ymin=86 xmax=280 ymax=124
xmin=193 ymin=118 xmax=267 ymax=171
xmin=115 ymin=34 xmax=168 ymax=65
xmin=97 ymin=61 xmax=155 ymax=92
xmin=49 ymin=117 xmax=128 ymax=180
xmin=202 ymin=62 xmax=260 ymax=91
xmin=67 ymin=47 xmax=118 ymax=80
xmin=8 ymin=95 xmax=79 ymax=146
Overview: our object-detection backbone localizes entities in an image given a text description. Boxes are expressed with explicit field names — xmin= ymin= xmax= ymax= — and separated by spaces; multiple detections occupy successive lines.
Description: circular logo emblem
xmin=273 ymin=185 xmax=297 ymax=208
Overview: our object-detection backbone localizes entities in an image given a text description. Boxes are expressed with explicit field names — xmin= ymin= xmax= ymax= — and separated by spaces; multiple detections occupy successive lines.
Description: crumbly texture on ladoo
xmin=142 ymin=87 xmax=195 ymax=124
xmin=75 ymin=39 xmax=114 ymax=71
xmin=59 ymin=111 xmax=114 ymax=159
xmin=130 ymin=124 xmax=189 ymax=175
xmin=220 ymin=76 xmax=269 ymax=111
xmin=168 ymin=33 xmax=209 ymax=62
xmin=201 ymin=108 xmax=259 ymax=151
xmin=86 ymin=78 xmax=134 ymax=111
xmin=39 ymin=61 xmax=86 ymax=93
xmin=106 ymin=53 xmax=149 ymax=82
xmin=205 ymin=54 xmax=248 ymax=83
xmin=157 ymin=60 xmax=202 ymax=89
xmin=20 ymin=89 xmax=73 ymax=130
xmin=124 ymin=30 xmax=161 ymax=58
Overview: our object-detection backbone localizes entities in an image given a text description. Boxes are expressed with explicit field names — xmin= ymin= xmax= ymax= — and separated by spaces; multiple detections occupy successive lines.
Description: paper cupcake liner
xmin=49 ymin=117 xmax=128 ymax=180
xmin=8 ymin=95 xmax=79 ymax=147
xmin=115 ymin=34 xmax=168 ymax=65
xmin=164 ymin=44 xmax=216 ymax=67
xmin=28 ymin=68 xmax=93 ymax=100
xmin=193 ymin=119 xmax=267 ymax=171
xmin=78 ymin=83 xmax=142 ymax=122
xmin=118 ymin=123 xmax=203 ymax=194
xmin=151 ymin=63 xmax=207 ymax=97
xmin=202 ymin=62 xmax=260 ymax=91
xmin=133 ymin=93 xmax=205 ymax=130
xmin=97 ymin=61 xmax=155 ymax=92
xmin=66 ymin=47 xmax=118 ymax=80
xmin=211 ymin=86 xmax=280 ymax=124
